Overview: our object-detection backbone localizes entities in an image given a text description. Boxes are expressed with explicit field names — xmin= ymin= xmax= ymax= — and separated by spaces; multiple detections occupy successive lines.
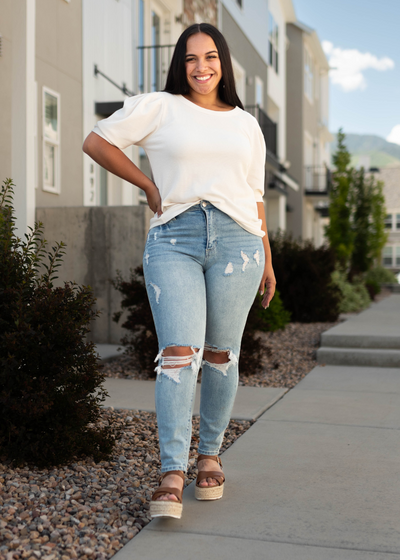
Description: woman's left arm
xmin=257 ymin=201 xmax=276 ymax=309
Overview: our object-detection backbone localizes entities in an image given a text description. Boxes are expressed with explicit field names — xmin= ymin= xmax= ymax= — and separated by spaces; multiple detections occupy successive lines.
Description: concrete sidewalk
xmin=109 ymin=295 xmax=400 ymax=560
xmin=318 ymin=295 xmax=400 ymax=367
xmin=102 ymin=378 xmax=287 ymax=421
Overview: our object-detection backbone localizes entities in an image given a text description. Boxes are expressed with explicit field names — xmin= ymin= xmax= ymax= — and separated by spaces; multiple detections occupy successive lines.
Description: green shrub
xmin=331 ymin=269 xmax=371 ymax=313
xmin=0 ymin=179 xmax=115 ymax=467
xmin=365 ymin=265 xmax=398 ymax=285
xmin=270 ymin=233 xmax=341 ymax=322
xmin=113 ymin=266 xmax=158 ymax=378
xmin=250 ymin=289 xmax=291 ymax=332
xmin=113 ymin=267 xmax=288 ymax=378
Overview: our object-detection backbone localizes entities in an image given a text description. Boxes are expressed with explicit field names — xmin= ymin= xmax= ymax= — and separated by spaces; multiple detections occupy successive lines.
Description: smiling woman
xmin=83 ymin=22 xmax=276 ymax=522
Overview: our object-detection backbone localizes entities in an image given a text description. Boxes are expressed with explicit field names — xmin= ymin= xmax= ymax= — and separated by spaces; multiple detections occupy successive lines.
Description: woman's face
xmin=185 ymin=33 xmax=222 ymax=97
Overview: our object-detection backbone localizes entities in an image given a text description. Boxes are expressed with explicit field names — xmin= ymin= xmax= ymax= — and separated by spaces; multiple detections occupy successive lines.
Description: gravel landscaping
xmin=0 ymin=321 xmax=336 ymax=560
xmin=0 ymin=411 xmax=250 ymax=560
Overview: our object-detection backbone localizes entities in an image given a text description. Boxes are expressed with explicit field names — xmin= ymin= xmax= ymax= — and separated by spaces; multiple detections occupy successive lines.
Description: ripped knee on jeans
xmin=202 ymin=343 xmax=238 ymax=376
xmin=155 ymin=346 xmax=201 ymax=384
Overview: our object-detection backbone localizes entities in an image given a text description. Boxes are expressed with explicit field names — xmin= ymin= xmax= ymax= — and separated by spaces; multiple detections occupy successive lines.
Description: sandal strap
xmin=196 ymin=456 xmax=225 ymax=487
xmin=197 ymin=454 xmax=223 ymax=467
xmin=152 ymin=470 xmax=185 ymax=503
xmin=151 ymin=487 xmax=183 ymax=503
xmin=196 ymin=470 xmax=225 ymax=486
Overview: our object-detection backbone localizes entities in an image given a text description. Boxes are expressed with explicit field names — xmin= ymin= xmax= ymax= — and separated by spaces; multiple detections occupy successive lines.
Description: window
xmin=138 ymin=0 xmax=145 ymax=93
xmin=255 ymin=76 xmax=264 ymax=108
xmin=396 ymin=247 xmax=400 ymax=267
xmin=396 ymin=213 xmax=400 ymax=230
xmin=43 ymin=88 xmax=60 ymax=193
xmin=383 ymin=246 xmax=393 ymax=267
xmin=304 ymin=46 xmax=314 ymax=102
xmin=268 ymin=13 xmax=279 ymax=74
xmin=385 ymin=214 xmax=393 ymax=230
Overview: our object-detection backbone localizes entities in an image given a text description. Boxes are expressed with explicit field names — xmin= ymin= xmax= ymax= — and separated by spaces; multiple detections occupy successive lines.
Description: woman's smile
xmin=185 ymin=33 xmax=222 ymax=99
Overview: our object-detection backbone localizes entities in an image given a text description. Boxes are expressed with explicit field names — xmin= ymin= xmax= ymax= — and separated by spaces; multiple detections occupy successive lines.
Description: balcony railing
xmin=304 ymin=165 xmax=332 ymax=195
xmin=245 ymin=105 xmax=277 ymax=157
xmin=137 ymin=44 xmax=175 ymax=94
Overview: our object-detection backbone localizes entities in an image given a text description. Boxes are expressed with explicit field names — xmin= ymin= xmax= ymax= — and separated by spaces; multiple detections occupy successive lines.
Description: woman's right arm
xmin=82 ymin=132 xmax=162 ymax=216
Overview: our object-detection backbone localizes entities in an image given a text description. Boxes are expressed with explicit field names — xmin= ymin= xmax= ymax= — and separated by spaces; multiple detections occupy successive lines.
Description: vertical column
xmin=11 ymin=0 xmax=36 ymax=235
xmin=278 ymin=194 xmax=287 ymax=232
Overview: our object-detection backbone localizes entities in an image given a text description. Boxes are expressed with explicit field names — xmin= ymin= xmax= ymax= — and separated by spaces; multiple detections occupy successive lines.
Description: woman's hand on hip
xmin=259 ymin=263 xmax=276 ymax=309
xmin=144 ymin=183 xmax=163 ymax=217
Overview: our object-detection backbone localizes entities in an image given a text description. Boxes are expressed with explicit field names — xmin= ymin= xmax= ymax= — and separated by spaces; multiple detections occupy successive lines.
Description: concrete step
xmin=317 ymin=346 xmax=400 ymax=368
xmin=321 ymin=332 xmax=400 ymax=350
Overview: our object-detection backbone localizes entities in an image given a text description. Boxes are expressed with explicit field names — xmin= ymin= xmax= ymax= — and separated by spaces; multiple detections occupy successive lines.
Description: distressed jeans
xmin=143 ymin=201 xmax=265 ymax=472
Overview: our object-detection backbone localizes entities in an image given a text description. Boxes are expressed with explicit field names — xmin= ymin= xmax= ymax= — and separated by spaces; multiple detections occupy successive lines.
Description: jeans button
xmin=202 ymin=201 xmax=207 ymax=207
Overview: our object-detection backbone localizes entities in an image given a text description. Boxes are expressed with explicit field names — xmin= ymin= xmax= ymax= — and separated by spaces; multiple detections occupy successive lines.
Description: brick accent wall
xmin=183 ymin=0 xmax=218 ymax=27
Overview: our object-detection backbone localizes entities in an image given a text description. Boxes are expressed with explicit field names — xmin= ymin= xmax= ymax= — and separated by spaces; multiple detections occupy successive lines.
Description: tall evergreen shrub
xmin=269 ymin=233 xmax=341 ymax=322
xmin=0 ymin=179 xmax=115 ymax=467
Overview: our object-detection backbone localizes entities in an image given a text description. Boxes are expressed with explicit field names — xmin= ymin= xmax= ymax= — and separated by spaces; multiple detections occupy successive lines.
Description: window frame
xmin=304 ymin=45 xmax=314 ymax=103
xmin=385 ymin=213 xmax=393 ymax=230
xmin=268 ymin=12 xmax=279 ymax=74
xmin=382 ymin=246 xmax=393 ymax=267
xmin=42 ymin=86 xmax=61 ymax=194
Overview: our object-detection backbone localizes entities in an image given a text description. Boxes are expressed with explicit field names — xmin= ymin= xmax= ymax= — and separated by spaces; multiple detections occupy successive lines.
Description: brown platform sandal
xmin=195 ymin=455 xmax=225 ymax=501
xmin=150 ymin=470 xmax=185 ymax=519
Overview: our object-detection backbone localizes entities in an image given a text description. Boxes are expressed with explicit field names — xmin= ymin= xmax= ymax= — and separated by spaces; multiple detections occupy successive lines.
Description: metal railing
xmin=137 ymin=44 xmax=175 ymax=94
xmin=304 ymin=165 xmax=332 ymax=194
xmin=94 ymin=65 xmax=135 ymax=97
xmin=245 ymin=105 xmax=277 ymax=157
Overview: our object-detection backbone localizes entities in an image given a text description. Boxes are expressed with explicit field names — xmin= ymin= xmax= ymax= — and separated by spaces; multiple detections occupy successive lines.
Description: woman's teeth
xmin=195 ymin=75 xmax=212 ymax=81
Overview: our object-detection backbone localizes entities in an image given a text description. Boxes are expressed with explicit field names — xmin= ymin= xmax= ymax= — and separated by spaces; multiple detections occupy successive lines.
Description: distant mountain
xmin=330 ymin=133 xmax=400 ymax=168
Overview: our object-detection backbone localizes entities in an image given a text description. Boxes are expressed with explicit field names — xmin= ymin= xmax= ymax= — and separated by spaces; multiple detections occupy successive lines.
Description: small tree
xmin=326 ymin=130 xmax=388 ymax=276
xmin=325 ymin=129 xmax=355 ymax=268
xmin=350 ymin=170 xmax=388 ymax=277
xmin=0 ymin=179 xmax=115 ymax=467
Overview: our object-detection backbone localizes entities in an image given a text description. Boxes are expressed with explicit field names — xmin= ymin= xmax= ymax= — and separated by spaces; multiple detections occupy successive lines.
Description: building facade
xmin=286 ymin=21 xmax=332 ymax=246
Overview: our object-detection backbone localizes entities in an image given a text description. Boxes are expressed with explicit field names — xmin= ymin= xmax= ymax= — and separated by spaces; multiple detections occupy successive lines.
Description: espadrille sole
xmin=149 ymin=500 xmax=182 ymax=519
xmin=195 ymin=482 xmax=224 ymax=501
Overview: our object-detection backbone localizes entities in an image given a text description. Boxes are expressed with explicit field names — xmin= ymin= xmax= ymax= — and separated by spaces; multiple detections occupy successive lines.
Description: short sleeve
xmin=247 ymin=119 xmax=266 ymax=202
xmin=92 ymin=92 xmax=165 ymax=150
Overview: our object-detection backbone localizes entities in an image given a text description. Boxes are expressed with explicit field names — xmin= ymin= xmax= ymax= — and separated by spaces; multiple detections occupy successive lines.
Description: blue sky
xmin=292 ymin=0 xmax=400 ymax=143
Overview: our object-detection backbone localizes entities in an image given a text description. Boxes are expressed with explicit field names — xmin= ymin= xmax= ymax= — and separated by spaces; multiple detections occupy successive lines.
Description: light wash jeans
xmin=143 ymin=201 xmax=265 ymax=472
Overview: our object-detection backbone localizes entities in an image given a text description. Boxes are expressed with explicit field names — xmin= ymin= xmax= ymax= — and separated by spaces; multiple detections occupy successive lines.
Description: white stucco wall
xmin=267 ymin=0 xmax=286 ymax=162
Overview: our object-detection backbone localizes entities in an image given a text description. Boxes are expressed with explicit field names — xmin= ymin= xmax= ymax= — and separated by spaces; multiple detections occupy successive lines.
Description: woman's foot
xmin=197 ymin=456 xmax=224 ymax=487
xmin=195 ymin=455 xmax=225 ymax=501
xmin=156 ymin=472 xmax=185 ymax=501
xmin=150 ymin=470 xmax=185 ymax=519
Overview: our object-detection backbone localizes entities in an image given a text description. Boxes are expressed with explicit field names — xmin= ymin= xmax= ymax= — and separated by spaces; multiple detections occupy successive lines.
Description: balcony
xmin=245 ymin=105 xmax=278 ymax=166
xmin=304 ymin=165 xmax=332 ymax=197
xmin=137 ymin=44 xmax=175 ymax=94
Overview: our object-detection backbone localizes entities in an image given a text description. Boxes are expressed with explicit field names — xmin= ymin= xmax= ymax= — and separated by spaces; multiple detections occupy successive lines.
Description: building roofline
xmin=291 ymin=20 xmax=329 ymax=69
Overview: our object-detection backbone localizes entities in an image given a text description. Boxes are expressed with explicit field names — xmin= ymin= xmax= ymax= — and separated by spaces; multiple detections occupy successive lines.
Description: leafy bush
xmin=113 ymin=266 xmax=158 ymax=378
xmin=113 ymin=267 xmax=291 ymax=378
xmin=331 ymin=269 xmax=371 ymax=313
xmin=269 ymin=233 xmax=341 ymax=322
xmin=365 ymin=265 xmax=398 ymax=285
xmin=248 ymin=289 xmax=291 ymax=332
xmin=0 ymin=179 xmax=115 ymax=467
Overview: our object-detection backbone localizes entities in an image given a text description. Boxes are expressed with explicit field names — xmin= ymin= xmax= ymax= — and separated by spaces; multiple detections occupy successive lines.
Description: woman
xmin=83 ymin=23 xmax=276 ymax=520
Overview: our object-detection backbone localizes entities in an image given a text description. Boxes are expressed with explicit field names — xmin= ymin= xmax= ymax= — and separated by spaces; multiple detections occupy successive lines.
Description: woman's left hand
xmin=259 ymin=263 xmax=276 ymax=309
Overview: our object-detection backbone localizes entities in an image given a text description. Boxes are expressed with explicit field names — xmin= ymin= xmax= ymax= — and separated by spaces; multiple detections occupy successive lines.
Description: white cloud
xmin=387 ymin=125 xmax=400 ymax=146
xmin=322 ymin=40 xmax=395 ymax=92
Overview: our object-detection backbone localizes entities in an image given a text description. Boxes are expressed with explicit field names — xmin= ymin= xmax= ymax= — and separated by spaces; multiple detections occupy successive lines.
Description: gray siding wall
xmin=286 ymin=24 xmax=304 ymax=240
xmin=221 ymin=6 xmax=268 ymax=110
xmin=0 ymin=1 xmax=14 ymax=181
xmin=36 ymin=206 xmax=151 ymax=344
xmin=35 ymin=0 xmax=83 ymax=207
